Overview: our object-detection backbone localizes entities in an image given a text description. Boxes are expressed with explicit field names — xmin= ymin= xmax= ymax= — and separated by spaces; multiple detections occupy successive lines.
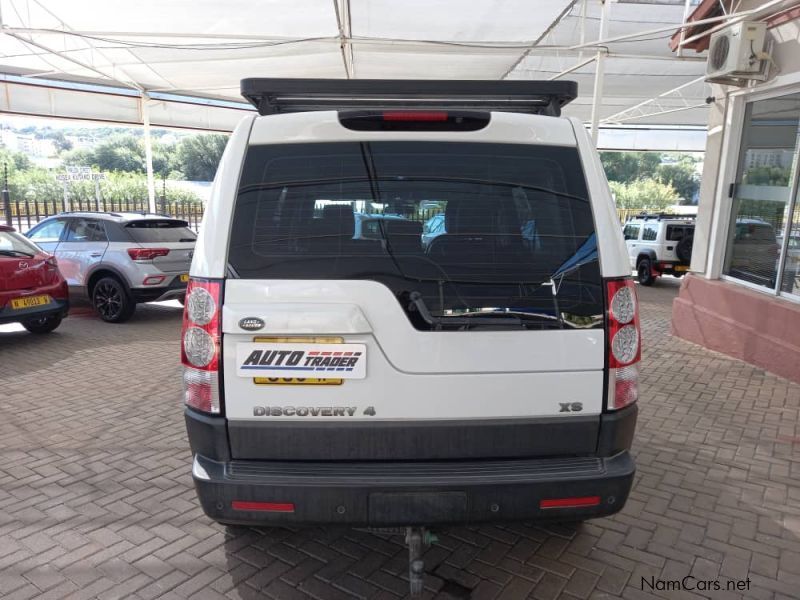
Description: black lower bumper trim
xmin=192 ymin=451 xmax=635 ymax=526
xmin=186 ymin=404 xmax=637 ymax=463
xmin=0 ymin=299 xmax=69 ymax=325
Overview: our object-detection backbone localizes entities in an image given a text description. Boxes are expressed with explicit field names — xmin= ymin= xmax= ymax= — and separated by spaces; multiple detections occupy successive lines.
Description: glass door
xmin=724 ymin=92 xmax=800 ymax=296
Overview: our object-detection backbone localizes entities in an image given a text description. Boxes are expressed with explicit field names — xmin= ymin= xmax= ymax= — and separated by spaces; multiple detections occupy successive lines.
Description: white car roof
xmin=248 ymin=111 xmax=579 ymax=147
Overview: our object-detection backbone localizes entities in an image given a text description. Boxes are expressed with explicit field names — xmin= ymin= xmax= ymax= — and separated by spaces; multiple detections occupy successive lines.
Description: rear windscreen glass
xmin=229 ymin=142 xmax=602 ymax=330
xmin=125 ymin=220 xmax=197 ymax=243
xmin=666 ymin=224 xmax=693 ymax=241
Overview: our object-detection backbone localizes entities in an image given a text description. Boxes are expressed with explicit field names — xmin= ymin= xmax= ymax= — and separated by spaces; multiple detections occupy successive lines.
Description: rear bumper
xmin=0 ymin=298 xmax=69 ymax=325
xmin=655 ymin=261 xmax=690 ymax=274
xmin=131 ymin=276 xmax=187 ymax=303
xmin=191 ymin=451 xmax=635 ymax=526
xmin=186 ymin=404 xmax=637 ymax=526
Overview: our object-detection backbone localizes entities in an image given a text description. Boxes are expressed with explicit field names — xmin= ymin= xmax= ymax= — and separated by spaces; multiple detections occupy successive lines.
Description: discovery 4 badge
xmin=236 ymin=342 xmax=367 ymax=379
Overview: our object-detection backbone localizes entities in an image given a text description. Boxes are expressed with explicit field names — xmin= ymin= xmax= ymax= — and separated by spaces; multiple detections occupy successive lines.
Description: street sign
xmin=57 ymin=166 xmax=107 ymax=182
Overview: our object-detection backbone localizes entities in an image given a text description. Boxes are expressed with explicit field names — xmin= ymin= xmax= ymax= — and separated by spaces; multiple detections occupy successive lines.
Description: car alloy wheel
xmin=93 ymin=277 xmax=135 ymax=323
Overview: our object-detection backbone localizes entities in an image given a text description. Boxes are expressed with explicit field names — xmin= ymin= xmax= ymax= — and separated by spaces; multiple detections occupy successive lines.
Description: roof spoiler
xmin=240 ymin=78 xmax=578 ymax=117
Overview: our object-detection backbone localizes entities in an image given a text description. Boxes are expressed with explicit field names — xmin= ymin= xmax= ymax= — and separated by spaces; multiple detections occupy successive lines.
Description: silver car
xmin=26 ymin=212 xmax=196 ymax=322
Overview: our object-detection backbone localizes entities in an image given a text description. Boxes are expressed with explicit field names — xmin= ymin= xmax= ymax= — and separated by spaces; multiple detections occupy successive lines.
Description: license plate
xmin=237 ymin=340 xmax=366 ymax=380
xmin=10 ymin=295 xmax=51 ymax=309
xmin=674 ymin=265 xmax=689 ymax=272
xmin=179 ymin=273 xmax=190 ymax=282
xmin=254 ymin=377 xmax=342 ymax=386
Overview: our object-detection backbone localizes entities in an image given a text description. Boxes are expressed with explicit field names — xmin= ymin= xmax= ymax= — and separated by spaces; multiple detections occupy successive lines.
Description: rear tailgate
xmin=222 ymin=280 xmax=604 ymax=460
xmin=220 ymin=138 xmax=606 ymax=461
xmin=125 ymin=219 xmax=196 ymax=273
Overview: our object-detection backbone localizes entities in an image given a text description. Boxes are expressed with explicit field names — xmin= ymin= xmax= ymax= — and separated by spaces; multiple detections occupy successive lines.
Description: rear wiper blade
xmin=408 ymin=292 xmax=525 ymax=329
xmin=0 ymin=249 xmax=35 ymax=258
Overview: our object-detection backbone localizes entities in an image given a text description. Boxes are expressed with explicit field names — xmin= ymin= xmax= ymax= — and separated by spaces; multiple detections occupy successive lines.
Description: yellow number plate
xmin=251 ymin=335 xmax=344 ymax=385
xmin=255 ymin=377 xmax=342 ymax=386
xmin=10 ymin=295 xmax=51 ymax=309
xmin=674 ymin=265 xmax=689 ymax=272
xmin=179 ymin=273 xmax=190 ymax=282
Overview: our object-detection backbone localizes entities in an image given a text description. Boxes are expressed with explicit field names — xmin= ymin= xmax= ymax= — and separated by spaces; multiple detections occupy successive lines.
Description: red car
xmin=0 ymin=224 xmax=69 ymax=333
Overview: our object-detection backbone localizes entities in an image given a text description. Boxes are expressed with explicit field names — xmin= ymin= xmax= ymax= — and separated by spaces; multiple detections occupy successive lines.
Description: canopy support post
xmin=590 ymin=0 xmax=610 ymax=146
xmin=141 ymin=94 xmax=157 ymax=214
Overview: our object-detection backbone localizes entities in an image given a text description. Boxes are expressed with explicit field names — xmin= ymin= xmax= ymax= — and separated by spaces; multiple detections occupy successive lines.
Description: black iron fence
xmin=2 ymin=195 xmax=205 ymax=233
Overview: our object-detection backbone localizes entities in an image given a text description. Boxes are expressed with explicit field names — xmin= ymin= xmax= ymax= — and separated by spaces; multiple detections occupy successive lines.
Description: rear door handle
xmin=90 ymin=252 xmax=102 ymax=258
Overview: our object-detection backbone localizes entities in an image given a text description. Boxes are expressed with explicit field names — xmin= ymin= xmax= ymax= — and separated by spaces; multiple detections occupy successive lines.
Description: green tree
xmin=609 ymin=178 xmax=679 ymax=211
xmin=656 ymin=159 xmax=699 ymax=204
xmin=39 ymin=129 xmax=73 ymax=152
xmin=600 ymin=151 xmax=662 ymax=184
xmin=743 ymin=166 xmax=791 ymax=186
xmin=0 ymin=147 xmax=33 ymax=177
xmin=93 ymin=134 xmax=145 ymax=173
xmin=61 ymin=148 xmax=95 ymax=167
xmin=175 ymin=134 xmax=228 ymax=181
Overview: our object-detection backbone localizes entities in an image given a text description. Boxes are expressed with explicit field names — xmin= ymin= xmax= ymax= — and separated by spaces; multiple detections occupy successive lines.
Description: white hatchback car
xmin=182 ymin=81 xmax=639 ymax=554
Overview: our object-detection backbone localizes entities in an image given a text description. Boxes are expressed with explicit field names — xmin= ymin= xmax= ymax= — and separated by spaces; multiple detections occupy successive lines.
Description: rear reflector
xmin=540 ymin=496 xmax=601 ymax=509
xmin=231 ymin=501 xmax=295 ymax=513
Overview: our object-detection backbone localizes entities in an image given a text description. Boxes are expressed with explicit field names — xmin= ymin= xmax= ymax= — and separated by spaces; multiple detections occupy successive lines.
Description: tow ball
xmin=405 ymin=526 xmax=437 ymax=596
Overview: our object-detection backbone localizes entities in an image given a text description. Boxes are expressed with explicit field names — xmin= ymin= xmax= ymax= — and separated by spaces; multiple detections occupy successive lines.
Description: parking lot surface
xmin=1 ymin=279 xmax=798 ymax=600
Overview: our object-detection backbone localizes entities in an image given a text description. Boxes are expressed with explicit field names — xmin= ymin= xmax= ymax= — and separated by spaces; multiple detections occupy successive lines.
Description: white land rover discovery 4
xmin=181 ymin=81 xmax=640 ymax=573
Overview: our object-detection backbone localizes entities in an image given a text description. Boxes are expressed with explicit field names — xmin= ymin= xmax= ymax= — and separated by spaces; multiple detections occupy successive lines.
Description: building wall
xmin=672 ymin=8 xmax=800 ymax=384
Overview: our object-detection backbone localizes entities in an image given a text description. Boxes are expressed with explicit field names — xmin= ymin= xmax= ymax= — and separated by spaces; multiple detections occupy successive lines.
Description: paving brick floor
xmin=0 ymin=278 xmax=798 ymax=600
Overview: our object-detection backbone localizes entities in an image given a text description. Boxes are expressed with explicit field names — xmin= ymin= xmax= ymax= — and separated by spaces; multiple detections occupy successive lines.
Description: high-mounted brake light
xmin=128 ymin=247 xmax=170 ymax=261
xmin=181 ymin=278 xmax=222 ymax=414
xmin=382 ymin=111 xmax=448 ymax=122
xmin=606 ymin=278 xmax=640 ymax=410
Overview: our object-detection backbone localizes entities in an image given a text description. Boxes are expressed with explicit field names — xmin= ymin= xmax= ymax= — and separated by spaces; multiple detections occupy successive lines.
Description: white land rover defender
xmin=182 ymin=80 xmax=640 ymax=578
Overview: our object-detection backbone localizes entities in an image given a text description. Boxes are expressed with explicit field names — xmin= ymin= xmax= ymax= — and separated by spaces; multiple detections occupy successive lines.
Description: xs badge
xmin=559 ymin=402 xmax=583 ymax=413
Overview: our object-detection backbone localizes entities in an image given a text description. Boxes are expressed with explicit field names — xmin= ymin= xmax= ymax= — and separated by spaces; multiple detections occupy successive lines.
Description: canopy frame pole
xmin=601 ymin=75 xmax=707 ymax=124
xmin=141 ymin=94 xmax=157 ymax=214
xmin=578 ymin=0 xmax=588 ymax=61
xmin=589 ymin=0 xmax=610 ymax=145
xmin=677 ymin=0 xmax=693 ymax=58
xmin=549 ymin=55 xmax=595 ymax=80
xmin=334 ymin=0 xmax=354 ymax=78
xmin=500 ymin=0 xmax=579 ymax=79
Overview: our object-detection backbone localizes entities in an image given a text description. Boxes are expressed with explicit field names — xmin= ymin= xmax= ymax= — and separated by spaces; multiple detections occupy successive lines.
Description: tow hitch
xmin=405 ymin=526 xmax=437 ymax=596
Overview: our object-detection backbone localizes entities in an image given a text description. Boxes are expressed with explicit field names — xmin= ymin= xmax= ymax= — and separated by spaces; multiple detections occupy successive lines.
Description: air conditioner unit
xmin=705 ymin=21 xmax=768 ymax=85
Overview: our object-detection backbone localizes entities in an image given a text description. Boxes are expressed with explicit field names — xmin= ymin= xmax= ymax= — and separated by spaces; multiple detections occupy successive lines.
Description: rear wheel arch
xmin=636 ymin=250 xmax=657 ymax=266
xmin=87 ymin=266 xmax=130 ymax=297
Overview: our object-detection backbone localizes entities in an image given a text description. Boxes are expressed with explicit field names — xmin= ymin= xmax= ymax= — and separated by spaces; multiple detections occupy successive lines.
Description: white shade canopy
xmin=0 ymin=0 xmax=717 ymax=131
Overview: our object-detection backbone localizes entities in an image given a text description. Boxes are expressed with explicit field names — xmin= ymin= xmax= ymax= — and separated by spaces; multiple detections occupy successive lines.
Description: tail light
xmin=127 ymin=247 xmax=170 ymax=261
xmin=181 ymin=278 xmax=222 ymax=414
xmin=606 ymin=278 xmax=640 ymax=410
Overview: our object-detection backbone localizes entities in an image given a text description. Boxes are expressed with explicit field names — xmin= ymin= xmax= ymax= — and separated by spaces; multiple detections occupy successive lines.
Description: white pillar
xmin=589 ymin=0 xmax=610 ymax=146
xmin=141 ymin=94 xmax=157 ymax=214
xmin=677 ymin=0 xmax=694 ymax=58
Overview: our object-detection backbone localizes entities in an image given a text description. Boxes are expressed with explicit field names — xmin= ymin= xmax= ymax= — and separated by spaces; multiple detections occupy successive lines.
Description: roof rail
xmin=240 ymin=78 xmax=578 ymax=117
xmin=628 ymin=212 xmax=697 ymax=221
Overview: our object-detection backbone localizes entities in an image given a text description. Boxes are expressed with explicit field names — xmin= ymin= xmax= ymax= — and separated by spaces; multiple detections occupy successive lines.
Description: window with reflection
xmin=724 ymin=93 xmax=800 ymax=293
